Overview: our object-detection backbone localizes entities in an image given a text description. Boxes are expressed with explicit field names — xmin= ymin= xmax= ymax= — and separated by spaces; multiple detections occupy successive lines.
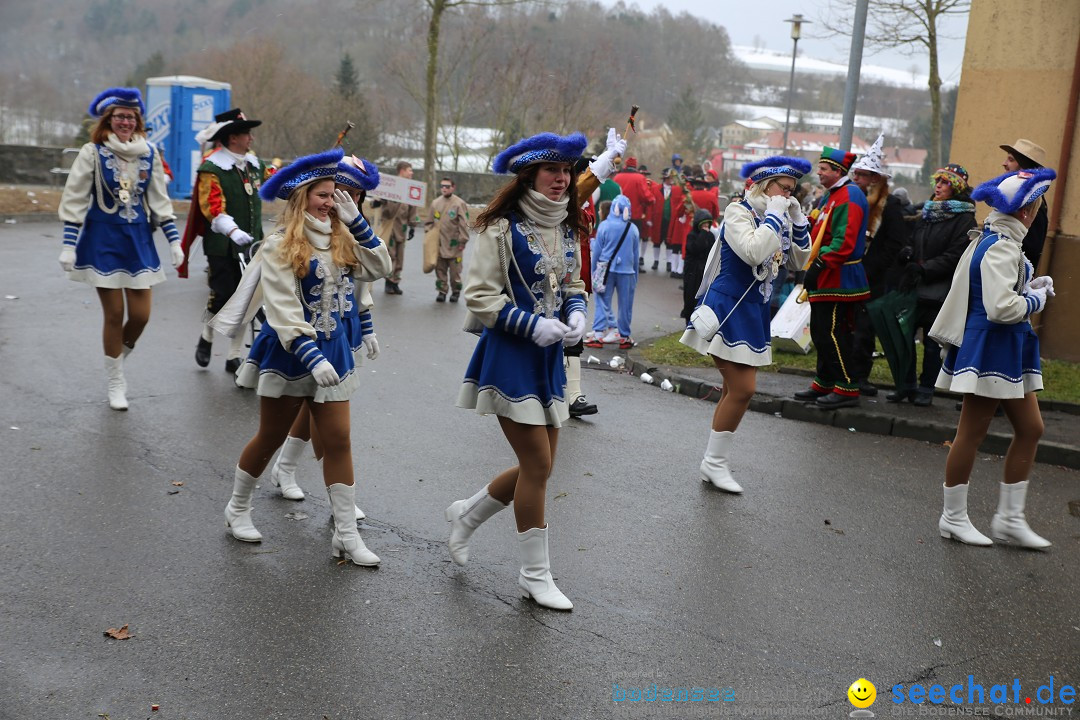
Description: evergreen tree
xmin=668 ymin=85 xmax=705 ymax=156
xmin=336 ymin=54 xmax=359 ymax=99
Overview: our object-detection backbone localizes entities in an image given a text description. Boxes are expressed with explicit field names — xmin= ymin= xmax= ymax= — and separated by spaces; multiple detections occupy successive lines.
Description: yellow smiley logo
xmin=848 ymin=678 xmax=876 ymax=708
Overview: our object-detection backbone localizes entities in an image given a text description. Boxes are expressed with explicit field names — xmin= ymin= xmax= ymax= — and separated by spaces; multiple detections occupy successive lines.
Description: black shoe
xmin=666 ymin=262 xmax=672 ymax=272
xmin=913 ymin=388 xmax=934 ymax=406
xmin=392 ymin=283 xmax=404 ymax=295
xmin=886 ymin=388 xmax=917 ymax=403
xmin=651 ymin=260 xmax=659 ymax=270
xmin=638 ymin=266 xmax=645 ymax=274
xmin=639 ymin=257 xmax=644 ymax=267
xmin=568 ymin=396 xmax=598 ymax=417
xmin=436 ymin=292 xmax=446 ymax=302
xmin=858 ymin=381 xmax=878 ymax=397
xmin=816 ymin=392 xmax=859 ymax=409
xmin=449 ymin=291 xmax=460 ymax=303
xmin=670 ymin=271 xmax=683 ymax=279
xmin=195 ymin=337 xmax=212 ymax=367
xmin=794 ymin=388 xmax=829 ymax=401
xmin=224 ymin=357 xmax=242 ymax=374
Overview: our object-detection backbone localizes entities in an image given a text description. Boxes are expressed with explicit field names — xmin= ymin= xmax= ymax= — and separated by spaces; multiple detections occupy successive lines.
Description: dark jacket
xmin=863 ymin=194 xmax=911 ymax=295
xmin=1023 ymin=200 xmax=1048 ymax=271
xmin=910 ymin=209 xmax=977 ymax=303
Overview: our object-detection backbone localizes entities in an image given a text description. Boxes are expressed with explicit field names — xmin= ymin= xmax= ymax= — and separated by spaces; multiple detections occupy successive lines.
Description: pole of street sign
xmin=839 ymin=0 xmax=869 ymax=152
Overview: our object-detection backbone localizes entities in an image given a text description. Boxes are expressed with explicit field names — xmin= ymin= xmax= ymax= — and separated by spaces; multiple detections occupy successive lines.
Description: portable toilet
xmin=145 ymin=76 xmax=232 ymax=198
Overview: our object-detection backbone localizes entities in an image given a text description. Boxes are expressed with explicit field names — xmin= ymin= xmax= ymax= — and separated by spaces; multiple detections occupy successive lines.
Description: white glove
xmin=230 ymin=228 xmax=254 ymax=246
xmin=787 ymin=196 xmax=807 ymax=225
xmin=563 ymin=310 xmax=587 ymax=345
xmin=766 ymin=195 xmax=789 ymax=219
xmin=530 ymin=316 xmax=571 ymax=347
xmin=1030 ymin=275 xmax=1055 ymax=298
xmin=170 ymin=243 xmax=184 ymax=268
xmin=58 ymin=247 xmax=76 ymax=272
xmin=1026 ymin=286 xmax=1048 ymax=314
xmin=333 ymin=189 xmax=360 ymax=225
xmin=588 ymin=128 xmax=627 ymax=182
xmin=311 ymin=359 xmax=341 ymax=387
xmin=362 ymin=334 xmax=380 ymax=360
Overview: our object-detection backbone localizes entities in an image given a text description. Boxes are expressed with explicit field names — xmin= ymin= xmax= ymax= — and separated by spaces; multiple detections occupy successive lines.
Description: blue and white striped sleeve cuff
xmin=792 ymin=222 xmax=811 ymax=247
xmin=63 ymin=222 xmax=80 ymax=247
xmin=762 ymin=212 xmax=785 ymax=236
xmin=563 ymin=295 xmax=587 ymax=319
xmin=291 ymin=337 xmax=326 ymax=371
xmin=348 ymin=216 xmax=380 ymax=249
xmin=161 ymin=220 xmax=181 ymax=245
xmin=358 ymin=310 xmax=374 ymax=337
xmin=1025 ymin=294 xmax=1041 ymax=318
xmin=496 ymin=304 xmax=540 ymax=339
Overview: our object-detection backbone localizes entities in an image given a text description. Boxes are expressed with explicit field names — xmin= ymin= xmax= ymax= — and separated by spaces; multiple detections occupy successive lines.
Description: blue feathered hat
xmin=260 ymin=148 xmax=345 ymax=201
xmin=88 ymin=87 xmax=145 ymax=118
xmin=335 ymin=155 xmax=381 ymax=192
xmin=740 ymin=155 xmax=812 ymax=184
xmin=492 ymin=132 xmax=588 ymax=175
xmin=971 ymin=168 xmax=1056 ymax=215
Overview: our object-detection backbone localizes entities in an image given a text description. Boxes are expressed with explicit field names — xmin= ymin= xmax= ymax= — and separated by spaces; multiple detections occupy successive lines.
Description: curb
xmin=614 ymin=351 xmax=1080 ymax=471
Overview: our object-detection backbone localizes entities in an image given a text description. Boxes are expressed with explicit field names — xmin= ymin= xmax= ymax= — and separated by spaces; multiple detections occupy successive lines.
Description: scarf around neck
xmin=519 ymin=188 xmax=568 ymax=228
xmin=104 ymin=133 xmax=150 ymax=161
xmin=223 ymin=148 xmax=249 ymax=169
xmin=303 ymin=212 xmax=332 ymax=250
xmin=922 ymin=199 xmax=975 ymax=223
xmin=984 ymin=210 xmax=1028 ymax=245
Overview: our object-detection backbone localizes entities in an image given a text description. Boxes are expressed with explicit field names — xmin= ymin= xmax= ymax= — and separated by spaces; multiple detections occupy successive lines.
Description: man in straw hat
xmin=1000 ymin=138 xmax=1049 ymax=271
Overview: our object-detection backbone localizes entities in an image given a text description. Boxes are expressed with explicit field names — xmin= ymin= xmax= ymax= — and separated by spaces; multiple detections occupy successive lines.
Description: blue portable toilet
xmin=145 ymin=76 xmax=232 ymax=199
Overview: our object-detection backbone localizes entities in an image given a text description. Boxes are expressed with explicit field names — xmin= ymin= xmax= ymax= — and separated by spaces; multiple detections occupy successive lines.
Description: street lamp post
xmin=782 ymin=14 xmax=809 ymax=153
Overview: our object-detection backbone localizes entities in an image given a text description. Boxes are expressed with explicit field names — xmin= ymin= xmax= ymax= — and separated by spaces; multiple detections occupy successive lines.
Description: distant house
xmin=721 ymin=119 xmax=781 ymax=148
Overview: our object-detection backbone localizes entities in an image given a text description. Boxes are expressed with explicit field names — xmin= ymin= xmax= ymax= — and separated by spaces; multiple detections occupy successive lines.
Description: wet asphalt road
xmin=1 ymin=220 xmax=1077 ymax=720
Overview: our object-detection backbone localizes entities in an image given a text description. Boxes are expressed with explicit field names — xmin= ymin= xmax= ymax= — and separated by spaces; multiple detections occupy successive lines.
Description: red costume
xmin=612 ymin=168 xmax=655 ymax=222
xmin=645 ymin=178 xmax=665 ymax=245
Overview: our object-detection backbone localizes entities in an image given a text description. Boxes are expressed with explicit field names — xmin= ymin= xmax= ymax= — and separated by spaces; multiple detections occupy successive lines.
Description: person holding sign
xmin=371 ymin=160 xmax=418 ymax=295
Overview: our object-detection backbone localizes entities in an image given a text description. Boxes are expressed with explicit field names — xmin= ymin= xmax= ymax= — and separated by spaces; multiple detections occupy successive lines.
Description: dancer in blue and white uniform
xmin=679 ymin=156 xmax=811 ymax=493
xmin=58 ymin=87 xmax=183 ymax=410
xmin=929 ymin=168 xmax=1056 ymax=549
xmin=446 ymin=131 xmax=612 ymax=611
xmin=223 ymin=148 xmax=391 ymax=567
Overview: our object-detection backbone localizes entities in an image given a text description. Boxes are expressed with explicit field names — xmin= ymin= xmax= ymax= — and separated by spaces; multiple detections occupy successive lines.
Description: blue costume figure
xmin=590 ymin=194 xmax=640 ymax=349
xmin=58 ymin=86 xmax=183 ymax=411
xmin=929 ymin=168 xmax=1057 ymax=550
xmin=448 ymin=130 xmax=626 ymax=612
xmin=220 ymin=147 xmax=392 ymax=567
xmin=679 ymin=156 xmax=812 ymax=494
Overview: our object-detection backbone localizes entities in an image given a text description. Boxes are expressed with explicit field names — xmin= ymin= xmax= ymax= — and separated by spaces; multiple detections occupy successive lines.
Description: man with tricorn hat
xmin=189 ymin=108 xmax=272 ymax=373
xmin=1000 ymin=138 xmax=1049 ymax=271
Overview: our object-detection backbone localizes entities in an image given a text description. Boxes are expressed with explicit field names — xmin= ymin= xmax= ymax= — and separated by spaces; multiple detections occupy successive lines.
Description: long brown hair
xmin=276 ymin=179 xmax=356 ymax=278
xmin=473 ymin=163 xmax=589 ymax=239
xmin=90 ymin=106 xmax=146 ymax=145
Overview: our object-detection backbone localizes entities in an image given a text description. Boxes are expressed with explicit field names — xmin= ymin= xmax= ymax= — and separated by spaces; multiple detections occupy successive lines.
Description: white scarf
xmin=223 ymin=147 xmax=249 ymax=170
xmin=103 ymin=133 xmax=150 ymax=161
xmin=519 ymin=188 xmax=568 ymax=228
xmin=303 ymin=213 xmax=332 ymax=250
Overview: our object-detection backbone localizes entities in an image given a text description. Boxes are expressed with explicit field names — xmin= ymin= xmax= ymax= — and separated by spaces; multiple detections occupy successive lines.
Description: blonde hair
xmin=90 ymin=106 xmax=146 ymax=145
xmin=745 ymin=177 xmax=784 ymax=204
xmin=276 ymin=179 xmax=356 ymax=278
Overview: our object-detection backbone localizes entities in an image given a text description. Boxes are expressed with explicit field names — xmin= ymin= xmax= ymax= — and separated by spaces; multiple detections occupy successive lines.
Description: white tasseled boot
xmin=269 ymin=436 xmax=307 ymax=500
xmin=327 ymin=483 xmax=380 ymax=566
xmin=517 ymin=525 xmax=572 ymax=611
xmin=104 ymin=355 xmax=128 ymax=411
xmin=938 ymin=483 xmax=993 ymax=546
xmin=699 ymin=430 xmax=743 ymax=493
xmin=990 ymin=481 xmax=1051 ymax=549
xmin=444 ymin=486 xmax=507 ymax=565
xmin=224 ymin=466 xmax=262 ymax=542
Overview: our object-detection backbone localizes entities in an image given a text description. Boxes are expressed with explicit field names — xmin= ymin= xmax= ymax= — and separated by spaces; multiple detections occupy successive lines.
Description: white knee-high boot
xmin=700 ymin=430 xmax=743 ymax=493
xmin=445 ymin=486 xmax=507 ymax=565
xmin=565 ymin=355 xmax=583 ymax=405
xmin=328 ymin=483 xmax=380 ymax=566
xmin=990 ymin=481 xmax=1051 ymax=549
xmin=225 ymin=466 xmax=262 ymax=542
xmin=317 ymin=458 xmax=364 ymax=519
xmin=938 ymin=483 xmax=993 ymax=546
xmin=227 ymin=331 xmax=247 ymax=361
xmin=270 ymin=436 xmax=307 ymax=500
xmin=517 ymin=525 xmax=572 ymax=610
xmin=104 ymin=355 xmax=128 ymax=411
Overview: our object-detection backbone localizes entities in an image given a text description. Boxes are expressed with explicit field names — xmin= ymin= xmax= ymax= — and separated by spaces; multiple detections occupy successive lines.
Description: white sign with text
xmin=369 ymin=175 xmax=427 ymax=208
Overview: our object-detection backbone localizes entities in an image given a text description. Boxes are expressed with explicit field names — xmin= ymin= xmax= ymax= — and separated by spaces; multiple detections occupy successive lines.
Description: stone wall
xmin=0 ymin=144 xmax=70 ymax=185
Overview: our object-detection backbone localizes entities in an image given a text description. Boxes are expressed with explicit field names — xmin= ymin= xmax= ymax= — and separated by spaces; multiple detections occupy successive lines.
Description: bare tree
xmin=819 ymin=0 xmax=970 ymax=170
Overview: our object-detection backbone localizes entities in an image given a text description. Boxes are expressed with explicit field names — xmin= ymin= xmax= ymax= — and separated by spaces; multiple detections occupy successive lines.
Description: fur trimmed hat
xmin=260 ymin=147 xmax=345 ymax=201
xmin=88 ymin=87 xmax=145 ymax=118
xmin=335 ymin=155 xmax=381 ymax=192
xmin=971 ymin=168 xmax=1056 ymax=215
xmin=740 ymin=155 xmax=812 ymax=184
xmin=819 ymin=146 xmax=857 ymax=173
xmin=851 ymin=133 xmax=891 ymax=178
xmin=492 ymin=132 xmax=588 ymax=174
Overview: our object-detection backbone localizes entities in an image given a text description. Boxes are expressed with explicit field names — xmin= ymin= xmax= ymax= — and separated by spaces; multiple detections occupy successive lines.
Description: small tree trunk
xmin=424 ymin=0 xmax=445 ymax=207
xmin=926 ymin=3 xmax=943 ymax=171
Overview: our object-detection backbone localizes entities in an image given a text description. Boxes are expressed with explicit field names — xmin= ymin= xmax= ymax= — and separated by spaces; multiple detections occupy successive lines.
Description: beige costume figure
xmin=425 ymin=179 xmax=470 ymax=302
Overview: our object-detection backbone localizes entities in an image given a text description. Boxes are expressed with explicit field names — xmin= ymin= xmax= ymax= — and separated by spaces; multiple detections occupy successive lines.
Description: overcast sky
xmin=593 ymin=0 xmax=969 ymax=85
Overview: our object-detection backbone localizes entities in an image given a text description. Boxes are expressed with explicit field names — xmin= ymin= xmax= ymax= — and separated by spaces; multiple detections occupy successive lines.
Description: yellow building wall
xmin=951 ymin=0 xmax=1080 ymax=360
